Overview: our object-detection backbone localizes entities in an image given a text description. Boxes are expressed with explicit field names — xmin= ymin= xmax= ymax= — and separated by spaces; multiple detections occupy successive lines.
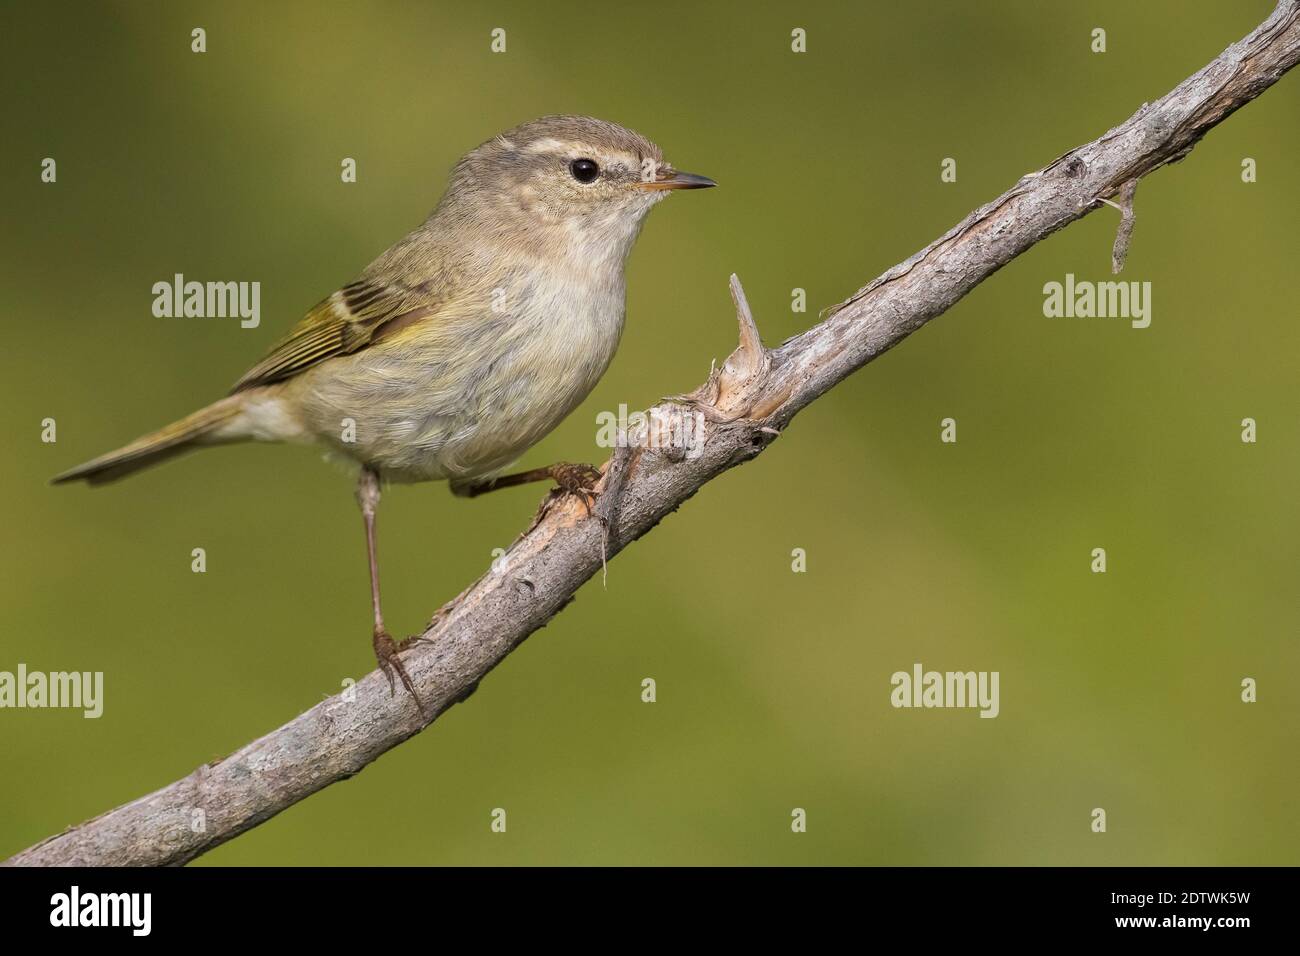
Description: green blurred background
xmin=2 ymin=0 xmax=1296 ymax=865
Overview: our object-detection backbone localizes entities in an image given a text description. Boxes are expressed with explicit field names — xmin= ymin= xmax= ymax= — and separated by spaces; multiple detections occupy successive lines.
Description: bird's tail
xmin=50 ymin=395 xmax=246 ymax=486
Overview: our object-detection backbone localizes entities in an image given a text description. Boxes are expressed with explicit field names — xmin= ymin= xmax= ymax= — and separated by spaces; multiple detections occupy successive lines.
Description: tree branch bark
xmin=9 ymin=0 xmax=1300 ymax=866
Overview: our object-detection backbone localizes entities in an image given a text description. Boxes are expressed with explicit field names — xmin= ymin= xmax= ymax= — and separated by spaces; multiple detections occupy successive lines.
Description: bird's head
xmin=437 ymin=115 xmax=715 ymax=263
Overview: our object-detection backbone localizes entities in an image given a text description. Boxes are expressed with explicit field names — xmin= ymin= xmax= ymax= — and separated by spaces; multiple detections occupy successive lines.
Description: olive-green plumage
xmin=52 ymin=115 xmax=714 ymax=702
xmin=52 ymin=115 xmax=714 ymax=488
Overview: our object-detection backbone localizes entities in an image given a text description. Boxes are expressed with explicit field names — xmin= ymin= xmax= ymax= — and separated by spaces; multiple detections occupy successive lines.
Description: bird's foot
xmin=545 ymin=461 xmax=602 ymax=516
xmin=397 ymin=633 xmax=432 ymax=652
xmin=373 ymin=626 xmax=428 ymax=715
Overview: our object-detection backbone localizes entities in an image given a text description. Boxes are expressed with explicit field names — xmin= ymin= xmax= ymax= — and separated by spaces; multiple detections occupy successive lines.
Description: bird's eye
xmin=569 ymin=158 xmax=599 ymax=183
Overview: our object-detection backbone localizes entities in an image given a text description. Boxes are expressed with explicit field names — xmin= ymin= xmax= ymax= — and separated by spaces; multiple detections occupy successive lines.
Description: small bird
xmin=53 ymin=115 xmax=715 ymax=706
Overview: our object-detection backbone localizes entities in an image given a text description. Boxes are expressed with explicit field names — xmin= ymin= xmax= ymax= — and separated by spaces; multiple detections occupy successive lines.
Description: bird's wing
xmin=229 ymin=278 xmax=439 ymax=393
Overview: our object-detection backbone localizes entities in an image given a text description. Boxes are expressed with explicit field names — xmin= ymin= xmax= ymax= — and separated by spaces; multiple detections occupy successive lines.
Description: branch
xmin=9 ymin=1 xmax=1300 ymax=867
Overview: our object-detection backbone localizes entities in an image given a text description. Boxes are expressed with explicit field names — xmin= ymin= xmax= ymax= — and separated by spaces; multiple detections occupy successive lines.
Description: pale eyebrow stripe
xmin=521 ymin=138 xmax=643 ymax=172
xmin=525 ymin=137 xmax=569 ymax=153
xmin=524 ymin=138 xmax=609 ymax=157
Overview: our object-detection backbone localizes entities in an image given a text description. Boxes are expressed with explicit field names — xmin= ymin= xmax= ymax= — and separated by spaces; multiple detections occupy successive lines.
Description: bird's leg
xmin=457 ymin=462 xmax=603 ymax=515
xmin=356 ymin=467 xmax=426 ymax=712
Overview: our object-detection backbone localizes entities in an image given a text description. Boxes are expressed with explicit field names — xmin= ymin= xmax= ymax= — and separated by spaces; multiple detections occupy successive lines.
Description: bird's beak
xmin=636 ymin=170 xmax=717 ymax=191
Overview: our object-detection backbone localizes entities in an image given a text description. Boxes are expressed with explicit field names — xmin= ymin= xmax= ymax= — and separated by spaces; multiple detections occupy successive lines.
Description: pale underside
xmin=207 ymin=116 xmax=671 ymax=484
xmin=214 ymin=210 xmax=650 ymax=484
xmin=231 ymin=270 xmax=627 ymax=484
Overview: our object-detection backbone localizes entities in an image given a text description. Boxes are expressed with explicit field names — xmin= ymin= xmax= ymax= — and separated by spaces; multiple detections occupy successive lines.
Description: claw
xmin=397 ymin=633 xmax=433 ymax=652
xmin=548 ymin=462 xmax=602 ymax=516
xmin=373 ymin=627 xmax=428 ymax=716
